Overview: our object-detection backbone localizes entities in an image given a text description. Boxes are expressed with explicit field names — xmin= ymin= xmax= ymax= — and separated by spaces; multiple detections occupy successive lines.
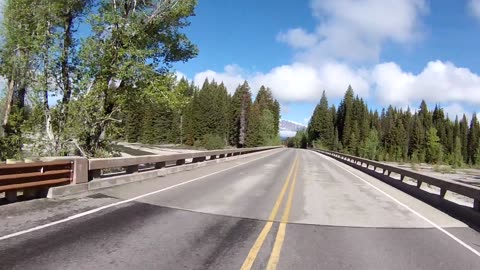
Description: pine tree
xmin=337 ymin=86 xmax=354 ymax=150
xmin=308 ymin=91 xmax=334 ymax=148
xmin=409 ymin=115 xmax=425 ymax=160
xmin=426 ymin=127 xmax=443 ymax=164
xmin=272 ymin=100 xmax=281 ymax=138
xmin=451 ymin=136 xmax=463 ymax=168
xmin=467 ymin=113 xmax=480 ymax=165
xmin=459 ymin=114 xmax=469 ymax=162
xmin=230 ymin=81 xmax=252 ymax=147
xmin=246 ymin=104 xmax=262 ymax=147
xmin=363 ymin=129 xmax=379 ymax=160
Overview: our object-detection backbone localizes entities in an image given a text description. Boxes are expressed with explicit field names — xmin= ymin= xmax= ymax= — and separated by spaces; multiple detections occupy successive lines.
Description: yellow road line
xmin=240 ymin=157 xmax=298 ymax=270
xmin=266 ymin=158 xmax=300 ymax=270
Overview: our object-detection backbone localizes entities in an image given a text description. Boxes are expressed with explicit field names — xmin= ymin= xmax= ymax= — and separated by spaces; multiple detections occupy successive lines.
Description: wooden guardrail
xmin=88 ymin=146 xmax=280 ymax=180
xmin=0 ymin=160 xmax=73 ymax=201
xmin=315 ymin=149 xmax=480 ymax=213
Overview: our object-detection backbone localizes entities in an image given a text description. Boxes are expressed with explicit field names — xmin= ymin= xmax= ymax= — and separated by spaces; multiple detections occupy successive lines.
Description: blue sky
xmin=175 ymin=0 xmax=480 ymax=125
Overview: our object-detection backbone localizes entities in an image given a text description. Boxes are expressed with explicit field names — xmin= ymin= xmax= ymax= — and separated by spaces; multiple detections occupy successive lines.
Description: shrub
xmin=202 ymin=134 xmax=225 ymax=150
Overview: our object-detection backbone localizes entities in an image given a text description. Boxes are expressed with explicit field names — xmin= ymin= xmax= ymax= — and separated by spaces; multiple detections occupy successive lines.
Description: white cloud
xmin=193 ymin=65 xmax=246 ymax=94
xmin=174 ymin=71 xmax=187 ymax=80
xmin=277 ymin=28 xmax=317 ymax=49
xmin=279 ymin=0 xmax=428 ymax=62
xmin=255 ymin=62 xmax=369 ymax=102
xmin=189 ymin=0 xmax=479 ymax=119
xmin=443 ymin=103 xmax=472 ymax=121
xmin=469 ymin=0 xmax=480 ymax=19
xmin=193 ymin=62 xmax=370 ymax=103
xmin=373 ymin=61 xmax=480 ymax=106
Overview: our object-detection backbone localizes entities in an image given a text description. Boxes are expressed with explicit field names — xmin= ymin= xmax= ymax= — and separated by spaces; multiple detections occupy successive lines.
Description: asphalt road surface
xmin=1 ymin=148 xmax=480 ymax=269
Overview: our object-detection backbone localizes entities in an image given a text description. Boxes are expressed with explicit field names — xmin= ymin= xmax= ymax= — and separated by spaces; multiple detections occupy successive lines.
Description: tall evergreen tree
xmin=337 ymin=85 xmax=354 ymax=149
xmin=230 ymin=81 xmax=252 ymax=147
xmin=467 ymin=113 xmax=480 ymax=165
xmin=459 ymin=114 xmax=469 ymax=162
xmin=426 ymin=127 xmax=443 ymax=164
xmin=308 ymin=91 xmax=334 ymax=148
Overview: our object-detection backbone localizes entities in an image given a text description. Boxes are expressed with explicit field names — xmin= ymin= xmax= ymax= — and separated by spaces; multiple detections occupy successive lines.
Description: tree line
xmin=123 ymin=78 xmax=281 ymax=150
xmin=0 ymin=0 xmax=199 ymax=160
xmin=0 ymin=0 xmax=281 ymax=160
xmin=303 ymin=86 xmax=480 ymax=167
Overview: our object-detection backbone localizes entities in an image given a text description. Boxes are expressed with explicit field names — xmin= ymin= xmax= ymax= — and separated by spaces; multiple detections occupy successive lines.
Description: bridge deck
xmin=0 ymin=149 xmax=479 ymax=269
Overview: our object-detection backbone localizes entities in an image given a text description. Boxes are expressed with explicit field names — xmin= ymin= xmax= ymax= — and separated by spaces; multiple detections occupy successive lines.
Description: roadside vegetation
xmin=0 ymin=0 xmax=280 ymax=161
xmin=292 ymin=86 xmax=480 ymax=169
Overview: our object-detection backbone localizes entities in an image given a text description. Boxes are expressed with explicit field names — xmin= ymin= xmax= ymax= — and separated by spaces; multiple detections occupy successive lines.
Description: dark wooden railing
xmin=0 ymin=160 xmax=73 ymax=201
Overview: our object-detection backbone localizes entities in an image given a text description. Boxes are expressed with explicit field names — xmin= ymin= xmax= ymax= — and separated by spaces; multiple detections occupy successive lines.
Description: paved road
xmin=1 ymin=149 xmax=480 ymax=269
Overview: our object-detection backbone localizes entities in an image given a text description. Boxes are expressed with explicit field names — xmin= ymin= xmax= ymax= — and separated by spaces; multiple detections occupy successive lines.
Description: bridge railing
xmin=88 ymin=146 xmax=280 ymax=180
xmin=315 ymin=149 xmax=480 ymax=213
xmin=0 ymin=146 xmax=281 ymax=202
xmin=0 ymin=160 xmax=73 ymax=201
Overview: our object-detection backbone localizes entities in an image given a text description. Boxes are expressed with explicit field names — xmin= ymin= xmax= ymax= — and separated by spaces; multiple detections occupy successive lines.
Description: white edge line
xmin=312 ymin=151 xmax=480 ymax=258
xmin=0 ymin=149 xmax=283 ymax=241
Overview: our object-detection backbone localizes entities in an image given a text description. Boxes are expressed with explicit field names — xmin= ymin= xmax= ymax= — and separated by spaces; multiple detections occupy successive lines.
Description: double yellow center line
xmin=240 ymin=156 xmax=300 ymax=270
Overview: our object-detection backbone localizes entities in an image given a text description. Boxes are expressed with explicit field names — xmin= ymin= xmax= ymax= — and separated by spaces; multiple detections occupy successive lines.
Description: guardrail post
xmin=417 ymin=180 xmax=422 ymax=188
xmin=89 ymin=169 xmax=101 ymax=181
xmin=126 ymin=165 xmax=139 ymax=174
xmin=400 ymin=175 xmax=405 ymax=181
xmin=192 ymin=157 xmax=206 ymax=163
xmin=440 ymin=188 xmax=447 ymax=198
xmin=176 ymin=159 xmax=185 ymax=166
xmin=155 ymin=161 xmax=166 ymax=169
xmin=70 ymin=157 xmax=88 ymax=184
xmin=5 ymin=191 xmax=17 ymax=202
xmin=4 ymin=159 xmax=19 ymax=202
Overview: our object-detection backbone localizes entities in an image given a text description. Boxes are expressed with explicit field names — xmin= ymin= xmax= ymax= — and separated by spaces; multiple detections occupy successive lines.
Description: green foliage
xmin=230 ymin=82 xmax=252 ymax=147
xmin=306 ymin=86 xmax=480 ymax=168
xmin=426 ymin=127 xmax=443 ymax=164
xmin=467 ymin=113 xmax=480 ymax=165
xmin=308 ymin=91 xmax=334 ymax=149
xmin=450 ymin=136 xmax=463 ymax=168
xmin=201 ymin=133 xmax=225 ymax=150
xmin=0 ymin=0 xmax=200 ymax=158
xmin=287 ymin=130 xmax=308 ymax=149
xmin=361 ymin=129 xmax=379 ymax=160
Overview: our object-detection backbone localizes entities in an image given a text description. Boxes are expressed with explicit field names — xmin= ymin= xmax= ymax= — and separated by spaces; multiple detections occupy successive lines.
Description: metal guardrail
xmin=315 ymin=149 xmax=480 ymax=212
xmin=88 ymin=146 xmax=282 ymax=180
xmin=0 ymin=160 xmax=73 ymax=200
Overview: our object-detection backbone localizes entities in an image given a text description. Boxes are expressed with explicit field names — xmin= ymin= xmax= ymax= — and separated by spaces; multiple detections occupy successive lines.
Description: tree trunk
xmin=2 ymin=79 xmax=15 ymax=129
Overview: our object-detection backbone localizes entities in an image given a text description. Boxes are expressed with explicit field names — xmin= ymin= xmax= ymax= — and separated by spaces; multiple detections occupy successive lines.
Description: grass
xmin=433 ymin=164 xmax=456 ymax=174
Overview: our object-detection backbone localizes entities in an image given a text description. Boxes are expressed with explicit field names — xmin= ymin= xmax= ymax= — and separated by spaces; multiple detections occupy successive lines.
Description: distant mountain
xmin=280 ymin=120 xmax=306 ymax=138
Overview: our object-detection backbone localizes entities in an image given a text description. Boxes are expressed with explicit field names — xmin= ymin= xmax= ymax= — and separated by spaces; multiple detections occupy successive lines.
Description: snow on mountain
xmin=280 ymin=120 xmax=306 ymax=138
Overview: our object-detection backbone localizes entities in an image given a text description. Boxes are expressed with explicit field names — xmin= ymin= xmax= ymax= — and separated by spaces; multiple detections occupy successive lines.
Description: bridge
xmin=1 ymin=148 xmax=480 ymax=269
